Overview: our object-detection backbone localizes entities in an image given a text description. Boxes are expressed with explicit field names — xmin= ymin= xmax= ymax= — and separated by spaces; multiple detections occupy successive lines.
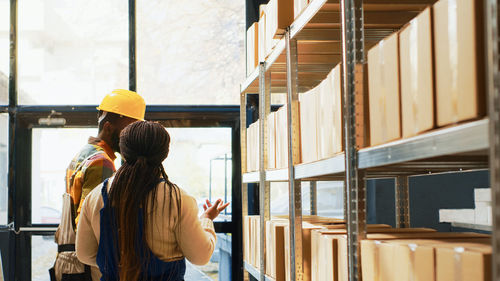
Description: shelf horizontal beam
xmin=244 ymin=262 xmax=275 ymax=281
xmin=295 ymin=154 xmax=345 ymax=179
xmin=359 ymin=119 xmax=489 ymax=169
xmin=451 ymin=222 xmax=492 ymax=232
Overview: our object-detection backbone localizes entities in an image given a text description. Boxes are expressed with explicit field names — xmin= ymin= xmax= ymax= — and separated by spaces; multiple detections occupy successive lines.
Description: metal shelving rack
xmin=240 ymin=0 xmax=500 ymax=280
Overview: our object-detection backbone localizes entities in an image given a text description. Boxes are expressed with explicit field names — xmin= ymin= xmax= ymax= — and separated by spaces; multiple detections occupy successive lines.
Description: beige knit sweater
xmin=75 ymin=177 xmax=216 ymax=280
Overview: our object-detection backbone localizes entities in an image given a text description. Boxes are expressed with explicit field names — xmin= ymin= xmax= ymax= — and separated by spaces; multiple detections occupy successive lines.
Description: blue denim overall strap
xmin=96 ymin=179 xmax=186 ymax=281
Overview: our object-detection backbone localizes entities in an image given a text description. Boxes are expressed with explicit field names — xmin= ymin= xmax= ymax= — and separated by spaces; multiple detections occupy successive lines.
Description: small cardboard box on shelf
xmin=433 ymin=0 xmax=486 ymax=126
xmin=399 ymin=7 xmax=435 ymax=138
xmin=367 ymin=32 xmax=401 ymax=146
xmin=299 ymin=88 xmax=319 ymax=164
xmin=268 ymin=112 xmax=277 ymax=169
xmin=318 ymin=64 xmax=343 ymax=159
xmin=267 ymin=0 xmax=294 ymax=39
xmin=436 ymin=243 xmax=491 ymax=281
xmin=361 ymin=233 xmax=490 ymax=281
xmin=246 ymin=22 xmax=259 ymax=76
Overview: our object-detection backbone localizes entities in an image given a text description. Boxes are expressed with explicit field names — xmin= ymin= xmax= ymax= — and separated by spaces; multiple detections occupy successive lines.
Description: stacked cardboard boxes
xmin=361 ymin=234 xmax=490 ymax=281
xmin=294 ymin=0 xmax=309 ymax=19
xmin=244 ymin=216 xmax=264 ymax=269
xmin=275 ymin=106 xmax=289 ymax=169
xmin=246 ymin=120 xmax=260 ymax=172
xmin=246 ymin=22 xmax=259 ymax=75
xmin=433 ymin=0 xmax=485 ymax=126
xmin=367 ymin=32 xmax=401 ymax=146
xmin=367 ymin=0 xmax=486 ymax=146
xmin=399 ymin=7 xmax=434 ymax=138
xmin=299 ymin=64 xmax=343 ymax=164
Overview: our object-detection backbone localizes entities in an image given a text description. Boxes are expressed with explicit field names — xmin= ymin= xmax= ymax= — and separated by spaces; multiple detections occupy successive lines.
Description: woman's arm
xmin=176 ymin=194 xmax=216 ymax=265
xmin=75 ymin=189 xmax=99 ymax=267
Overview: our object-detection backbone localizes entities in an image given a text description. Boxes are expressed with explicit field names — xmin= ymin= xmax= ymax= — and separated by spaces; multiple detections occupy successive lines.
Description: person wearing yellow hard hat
xmin=50 ymin=89 xmax=145 ymax=281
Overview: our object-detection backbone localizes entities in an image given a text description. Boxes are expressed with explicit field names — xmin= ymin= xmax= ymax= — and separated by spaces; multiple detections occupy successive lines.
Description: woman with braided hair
xmin=75 ymin=121 xmax=229 ymax=281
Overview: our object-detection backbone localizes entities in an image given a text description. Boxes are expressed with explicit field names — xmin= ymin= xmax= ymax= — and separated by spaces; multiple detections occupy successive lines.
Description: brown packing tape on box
xmin=399 ymin=7 xmax=435 ymax=138
xmin=367 ymin=32 xmax=401 ymax=146
xmin=436 ymin=243 xmax=492 ymax=281
xmin=433 ymin=0 xmax=486 ymax=127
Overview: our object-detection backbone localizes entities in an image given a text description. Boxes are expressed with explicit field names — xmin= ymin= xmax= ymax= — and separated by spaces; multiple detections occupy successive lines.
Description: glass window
xmin=137 ymin=1 xmax=245 ymax=105
xmin=0 ymin=114 xmax=7 ymax=225
xmin=0 ymin=0 xmax=8 ymax=105
xmin=32 ymin=128 xmax=99 ymax=224
xmin=163 ymin=127 xmax=232 ymax=221
xmin=271 ymin=181 xmax=344 ymax=218
xmin=32 ymin=235 xmax=57 ymax=281
xmin=31 ymin=234 xmax=230 ymax=281
xmin=18 ymin=0 xmax=128 ymax=105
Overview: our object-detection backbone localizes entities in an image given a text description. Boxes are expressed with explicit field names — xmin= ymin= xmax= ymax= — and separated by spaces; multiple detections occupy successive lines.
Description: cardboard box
xmin=333 ymin=228 xmax=438 ymax=281
xmin=367 ymin=32 xmax=401 ymax=146
xmin=275 ymin=106 xmax=288 ymax=169
xmin=361 ymin=233 xmax=490 ymax=281
xmin=399 ymin=7 xmax=435 ymax=138
xmin=258 ymin=9 xmax=267 ymax=62
xmin=311 ymin=225 xmax=392 ymax=281
xmin=284 ymin=223 xmax=322 ymax=281
xmin=268 ymin=112 xmax=277 ymax=169
xmin=243 ymin=216 xmax=251 ymax=263
xmin=294 ymin=0 xmax=308 ymax=19
xmin=260 ymin=4 xmax=280 ymax=59
xmin=267 ymin=0 xmax=294 ymax=38
xmin=436 ymin=243 xmax=492 ymax=281
xmin=433 ymin=0 xmax=486 ymax=126
xmin=318 ymin=64 xmax=343 ymax=159
xmin=246 ymin=121 xmax=260 ymax=172
xmin=246 ymin=22 xmax=259 ymax=76
xmin=266 ymin=220 xmax=287 ymax=280
xmin=299 ymin=88 xmax=319 ymax=164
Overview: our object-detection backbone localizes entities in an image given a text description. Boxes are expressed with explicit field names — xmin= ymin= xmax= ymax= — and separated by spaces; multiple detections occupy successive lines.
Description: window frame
xmin=2 ymin=0 xmax=245 ymax=279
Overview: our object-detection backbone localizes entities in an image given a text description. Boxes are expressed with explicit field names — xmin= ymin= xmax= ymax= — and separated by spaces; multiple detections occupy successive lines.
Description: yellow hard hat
xmin=97 ymin=89 xmax=146 ymax=121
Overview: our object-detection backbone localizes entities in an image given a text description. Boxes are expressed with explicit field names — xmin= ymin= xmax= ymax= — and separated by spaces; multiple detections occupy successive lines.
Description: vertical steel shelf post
xmin=240 ymin=93 xmax=248 ymax=219
xmin=395 ymin=176 xmax=410 ymax=228
xmin=340 ymin=0 xmax=366 ymax=281
xmin=310 ymin=181 xmax=318 ymax=216
xmin=485 ymin=0 xmax=500 ymax=279
xmin=259 ymin=62 xmax=271 ymax=281
xmin=285 ymin=30 xmax=304 ymax=281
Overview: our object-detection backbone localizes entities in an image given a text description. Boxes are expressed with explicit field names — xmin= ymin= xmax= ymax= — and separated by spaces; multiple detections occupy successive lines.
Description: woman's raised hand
xmin=201 ymin=199 xmax=230 ymax=220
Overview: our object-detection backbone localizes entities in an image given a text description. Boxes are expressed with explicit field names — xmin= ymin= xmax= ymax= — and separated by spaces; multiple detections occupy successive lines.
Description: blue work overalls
xmin=96 ymin=179 xmax=186 ymax=281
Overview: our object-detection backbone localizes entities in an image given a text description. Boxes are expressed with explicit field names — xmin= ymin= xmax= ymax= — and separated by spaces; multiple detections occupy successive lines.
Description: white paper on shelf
xmin=474 ymin=206 xmax=492 ymax=225
xmin=439 ymin=209 xmax=475 ymax=224
xmin=474 ymin=188 xmax=491 ymax=202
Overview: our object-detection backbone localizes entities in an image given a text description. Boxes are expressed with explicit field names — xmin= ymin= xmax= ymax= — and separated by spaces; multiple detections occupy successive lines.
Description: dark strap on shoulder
xmin=58 ymin=244 xmax=76 ymax=253
xmin=101 ymin=178 xmax=110 ymax=202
